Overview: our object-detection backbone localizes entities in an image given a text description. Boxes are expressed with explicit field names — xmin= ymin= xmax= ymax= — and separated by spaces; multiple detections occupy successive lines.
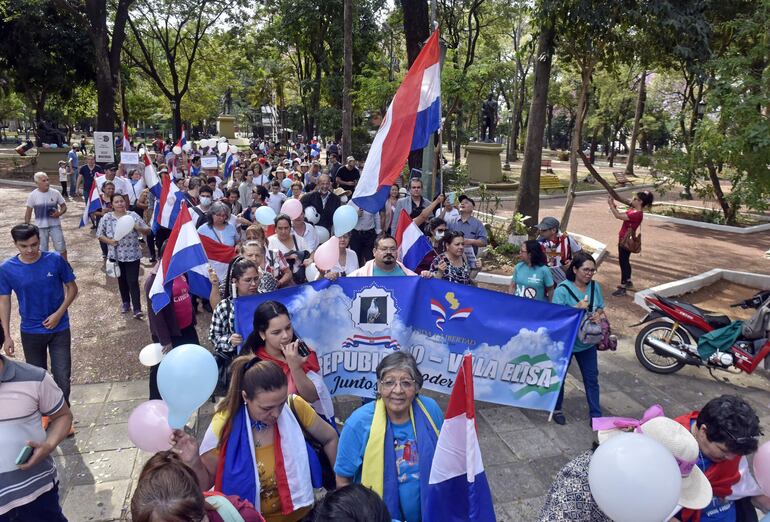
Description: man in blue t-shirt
xmin=0 ymin=224 xmax=78 ymax=407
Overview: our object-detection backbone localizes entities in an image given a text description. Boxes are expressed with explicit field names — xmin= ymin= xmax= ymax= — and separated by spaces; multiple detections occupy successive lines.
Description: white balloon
xmin=588 ymin=433 xmax=682 ymax=522
xmin=306 ymin=263 xmax=320 ymax=282
xmin=315 ymin=226 xmax=330 ymax=244
xmin=229 ymin=145 xmax=239 ymax=153
xmin=218 ymin=136 xmax=227 ymax=143
xmin=172 ymin=145 xmax=182 ymax=155
xmin=217 ymin=142 xmax=229 ymax=154
xmin=139 ymin=343 xmax=165 ymax=367
xmin=113 ymin=215 xmax=136 ymax=242
xmin=182 ymin=143 xmax=192 ymax=152
xmin=304 ymin=206 xmax=320 ymax=224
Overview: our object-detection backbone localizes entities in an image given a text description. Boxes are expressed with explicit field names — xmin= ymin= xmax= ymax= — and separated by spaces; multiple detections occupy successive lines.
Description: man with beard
xmin=349 ymin=234 xmax=416 ymax=277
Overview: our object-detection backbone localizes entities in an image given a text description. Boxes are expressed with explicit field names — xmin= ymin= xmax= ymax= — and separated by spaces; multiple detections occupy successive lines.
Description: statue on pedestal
xmin=221 ymin=88 xmax=233 ymax=115
xmin=480 ymin=92 xmax=498 ymax=142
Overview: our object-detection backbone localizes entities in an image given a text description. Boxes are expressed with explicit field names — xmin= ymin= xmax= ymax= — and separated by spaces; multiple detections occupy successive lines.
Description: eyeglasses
xmin=579 ymin=268 xmax=597 ymax=274
xmin=377 ymin=247 xmax=398 ymax=253
xmin=380 ymin=379 xmax=416 ymax=391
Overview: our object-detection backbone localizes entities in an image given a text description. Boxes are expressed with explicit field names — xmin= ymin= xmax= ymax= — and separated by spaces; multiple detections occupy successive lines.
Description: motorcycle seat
xmin=656 ymin=295 xmax=731 ymax=328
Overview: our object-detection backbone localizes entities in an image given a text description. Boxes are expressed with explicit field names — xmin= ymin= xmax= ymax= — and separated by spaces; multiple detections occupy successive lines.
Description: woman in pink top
xmin=608 ymin=191 xmax=654 ymax=296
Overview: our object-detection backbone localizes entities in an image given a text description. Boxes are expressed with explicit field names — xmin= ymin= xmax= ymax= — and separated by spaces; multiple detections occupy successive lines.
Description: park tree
xmin=0 ymin=0 xmax=94 ymax=129
xmin=54 ymin=0 xmax=134 ymax=134
xmin=122 ymin=0 xmax=240 ymax=140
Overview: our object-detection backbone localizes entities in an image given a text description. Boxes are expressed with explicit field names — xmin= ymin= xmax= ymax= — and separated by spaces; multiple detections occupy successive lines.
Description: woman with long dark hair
xmin=170 ymin=358 xmax=339 ymax=522
xmin=209 ymin=257 xmax=261 ymax=359
xmin=608 ymin=190 xmax=654 ymax=296
xmin=426 ymin=230 xmax=472 ymax=285
xmin=510 ymin=239 xmax=554 ymax=301
xmin=242 ymin=301 xmax=334 ymax=420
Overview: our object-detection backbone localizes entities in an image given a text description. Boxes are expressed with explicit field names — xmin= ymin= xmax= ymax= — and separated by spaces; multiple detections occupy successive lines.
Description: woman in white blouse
xmin=323 ymin=232 xmax=359 ymax=280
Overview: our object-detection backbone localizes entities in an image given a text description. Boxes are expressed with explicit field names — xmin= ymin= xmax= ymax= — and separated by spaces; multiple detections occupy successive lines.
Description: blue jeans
xmin=0 ymin=481 xmax=67 ymax=521
xmin=554 ymin=346 xmax=602 ymax=418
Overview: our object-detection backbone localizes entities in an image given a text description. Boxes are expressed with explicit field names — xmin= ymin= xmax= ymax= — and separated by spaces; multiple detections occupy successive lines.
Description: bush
xmin=556 ymin=150 xmax=569 ymax=161
xmin=635 ymin=154 xmax=653 ymax=168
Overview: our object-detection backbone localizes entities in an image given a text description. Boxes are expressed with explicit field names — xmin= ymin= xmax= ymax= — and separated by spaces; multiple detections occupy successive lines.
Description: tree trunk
xmin=560 ymin=65 xmax=592 ymax=231
xmin=514 ymin=22 xmax=555 ymax=229
xmin=171 ymin=97 xmax=181 ymax=142
xmin=589 ymin=132 xmax=598 ymax=164
xmin=400 ymin=0 xmax=429 ymax=172
xmin=341 ymin=0 xmax=352 ymax=160
xmin=706 ymin=161 xmax=736 ymax=225
xmin=545 ymin=104 xmax=553 ymax=149
xmin=454 ymin=105 xmax=463 ymax=164
xmin=119 ymin=69 xmax=129 ymax=125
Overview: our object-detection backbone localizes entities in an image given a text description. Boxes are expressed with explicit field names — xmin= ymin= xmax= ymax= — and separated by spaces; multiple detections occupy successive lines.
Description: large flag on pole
xmin=149 ymin=201 xmax=212 ymax=313
xmin=425 ymin=353 xmax=496 ymax=522
xmin=152 ymin=173 xmax=182 ymax=233
xmin=352 ymin=30 xmax=441 ymax=213
xmin=394 ymin=209 xmax=433 ymax=272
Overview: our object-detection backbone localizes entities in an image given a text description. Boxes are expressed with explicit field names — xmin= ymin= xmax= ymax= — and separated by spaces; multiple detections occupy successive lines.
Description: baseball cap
xmin=346 ymin=155 xmax=355 ymax=162
xmin=536 ymin=216 xmax=560 ymax=230
xmin=458 ymin=194 xmax=475 ymax=206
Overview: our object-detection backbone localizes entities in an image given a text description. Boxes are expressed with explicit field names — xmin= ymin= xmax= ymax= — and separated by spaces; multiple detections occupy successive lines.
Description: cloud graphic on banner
xmin=288 ymin=284 xmax=353 ymax=349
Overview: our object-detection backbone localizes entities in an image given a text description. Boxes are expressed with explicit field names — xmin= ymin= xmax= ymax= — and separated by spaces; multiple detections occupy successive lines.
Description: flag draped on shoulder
xmin=352 ymin=30 xmax=441 ymax=213
xmin=394 ymin=209 xmax=433 ymax=272
xmin=198 ymin=234 xmax=237 ymax=280
xmin=79 ymin=183 xmax=102 ymax=228
xmin=425 ymin=353 xmax=496 ymax=522
xmin=149 ymin=201 xmax=212 ymax=313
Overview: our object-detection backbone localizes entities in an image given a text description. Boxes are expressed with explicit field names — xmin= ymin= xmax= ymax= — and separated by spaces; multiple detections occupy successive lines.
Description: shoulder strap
xmin=589 ymin=281 xmax=595 ymax=312
xmin=415 ymin=397 xmax=440 ymax=437
xmin=558 ymin=282 xmax=580 ymax=304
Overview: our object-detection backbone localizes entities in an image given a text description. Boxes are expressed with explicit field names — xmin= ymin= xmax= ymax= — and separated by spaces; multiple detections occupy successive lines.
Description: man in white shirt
xmin=348 ymin=201 xmax=381 ymax=263
xmin=24 ymin=172 xmax=68 ymax=260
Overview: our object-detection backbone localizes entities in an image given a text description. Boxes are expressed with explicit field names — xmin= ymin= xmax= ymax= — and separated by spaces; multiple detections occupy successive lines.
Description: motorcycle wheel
xmin=635 ymin=321 xmax=689 ymax=374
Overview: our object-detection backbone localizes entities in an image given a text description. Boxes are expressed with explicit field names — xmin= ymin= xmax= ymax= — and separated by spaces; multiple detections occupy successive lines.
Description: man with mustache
xmin=349 ymin=235 xmax=416 ymax=277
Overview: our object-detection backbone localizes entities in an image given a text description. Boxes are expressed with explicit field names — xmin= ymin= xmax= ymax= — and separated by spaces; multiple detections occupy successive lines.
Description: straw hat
xmin=598 ymin=416 xmax=712 ymax=509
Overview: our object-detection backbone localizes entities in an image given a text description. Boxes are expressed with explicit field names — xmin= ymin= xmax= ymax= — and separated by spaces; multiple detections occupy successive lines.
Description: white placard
xmin=94 ymin=132 xmax=115 ymax=163
xmin=120 ymin=151 xmax=139 ymax=165
xmin=201 ymin=155 xmax=218 ymax=169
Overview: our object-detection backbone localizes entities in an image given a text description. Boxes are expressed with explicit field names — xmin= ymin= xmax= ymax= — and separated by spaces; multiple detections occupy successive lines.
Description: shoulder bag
xmin=620 ymin=224 xmax=642 ymax=254
xmin=560 ymin=281 xmax=604 ymax=346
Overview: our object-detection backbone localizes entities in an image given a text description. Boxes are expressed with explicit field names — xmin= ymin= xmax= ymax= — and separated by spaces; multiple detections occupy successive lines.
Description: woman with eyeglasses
xmin=322 ymin=232 xmax=359 ymax=281
xmin=550 ymin=251 xmax=605 ymax=425
xmin=170 ymin=359 xmax=339 ymax=522
xmin=198 ymin=201 xmax=240 ymax=280
xmin=335 ymin=351 xmax=444 ymax=522
xmin=267 ymin=214 xmax=309 ymax=286
xmin=424 ymin=230 xmax=472 ymax=285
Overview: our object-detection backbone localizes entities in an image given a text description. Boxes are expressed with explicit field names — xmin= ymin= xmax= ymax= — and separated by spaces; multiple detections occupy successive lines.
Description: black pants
xmin=149 ymin=324 xmax=200 ymax=400
xmin=618 ymin=245 xmax=632 ymax=285
xmin=20 ymin=329 xmax=72 ymax=405
xmin=60 ymin=181 xmax=67 ymax=197
xmin=155 ymin=227 xmax=171 ymax=257
xmin=350 ymin=228 xmax=377 ymax=264
xmin=117 ymin=259 xmax=142 ymax=312
xmin=146 ymin=229 xmax=157 ymax=260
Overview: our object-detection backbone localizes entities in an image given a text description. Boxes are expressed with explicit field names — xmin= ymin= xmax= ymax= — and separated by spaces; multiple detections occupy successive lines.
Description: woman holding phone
xmin=242 ymin=300 xmax=334 ymax=421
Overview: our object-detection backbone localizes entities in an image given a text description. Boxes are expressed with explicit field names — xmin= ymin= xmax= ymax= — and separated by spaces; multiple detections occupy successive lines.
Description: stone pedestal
xmin=466 ymin=142 xmax=504 ymax=183
xmin=33 ymin=147 xmax=70 ymax=175
xmin=217 ymin=115 xmax=236 ymax=139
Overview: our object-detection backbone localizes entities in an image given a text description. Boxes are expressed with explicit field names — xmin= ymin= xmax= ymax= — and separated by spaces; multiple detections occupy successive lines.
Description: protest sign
xmin=121 ymin=151 xmax=139 ymax=165
xmin=201 ymin=155 xmax=218 ymax=169
xmin=235 ymin=277 xmax=582 ymax=412
xmin=94 ymin=131 xmax=114 ymax=163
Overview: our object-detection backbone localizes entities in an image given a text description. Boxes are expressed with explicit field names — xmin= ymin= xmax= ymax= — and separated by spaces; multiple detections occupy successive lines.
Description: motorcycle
xmin=633 ymin=290 xmax=770 ymax=375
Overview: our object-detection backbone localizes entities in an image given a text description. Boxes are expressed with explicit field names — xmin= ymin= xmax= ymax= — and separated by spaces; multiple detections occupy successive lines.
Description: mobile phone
xmin=296 ymin=339 xmax=311 ymax=357
xmin=15 ymin=445 xmax=33 ymax=465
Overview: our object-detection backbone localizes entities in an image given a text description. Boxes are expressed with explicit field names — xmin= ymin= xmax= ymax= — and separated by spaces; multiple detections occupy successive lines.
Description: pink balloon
xmin=281 ymin=198 xmax=303 ymax=220
xmin=754 ymin=441 xmax=770 ymax=496
xmin=314 ymin=236 xmax=340 ymax=271
xmin=128 ymin=400 xmax=173 ymax=452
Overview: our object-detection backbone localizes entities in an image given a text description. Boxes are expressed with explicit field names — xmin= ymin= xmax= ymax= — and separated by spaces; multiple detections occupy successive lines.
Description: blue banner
xmin=234 ymin=277 xmax=583 ymax=412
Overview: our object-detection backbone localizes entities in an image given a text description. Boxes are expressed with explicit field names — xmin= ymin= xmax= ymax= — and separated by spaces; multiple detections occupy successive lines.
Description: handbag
xmin=620 ymin=225 xmax=642 ymax=254
xmin=288 ymin=394 xmax=336 ymax=491
xmin=561 ymin=281 xmax=604 ymax=346
xmin=105 ymin=259 xmax=121 ymax=278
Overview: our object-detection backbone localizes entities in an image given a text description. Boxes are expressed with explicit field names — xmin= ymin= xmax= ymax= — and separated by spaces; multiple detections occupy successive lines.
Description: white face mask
xmin=434 ymin=231 xmax=445 ymax=240
xmin=200 ymin=196 xmax=212 ymax=206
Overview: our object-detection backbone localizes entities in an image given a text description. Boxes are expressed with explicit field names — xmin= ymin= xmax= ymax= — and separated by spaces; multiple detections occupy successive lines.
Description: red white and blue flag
xmin=143 ymin=153 xmax=161 ymax=198
xmin=79 ymin=183 xmax=102 ymax=227
xmin=152 ymin=173 xmax=182 ymax=232
xmin=149 ymin=201 xmax=212 ymax=313
xmin=425 ymin=353 xmax=496 ymax=522
xmin=352 ymin=30 xmax=441 ymax=213
xmin=198 ymin=234 xmax=237 ymax=281
xmin=122 ymin=122 xmax=132 ymax=152
xmin=176 ymin=125 xmax=187 ymax=150
xmin=394 ymin=209 xmax=433 ymax=272
xmin=224 ymin=146 xmax=235 ymax=180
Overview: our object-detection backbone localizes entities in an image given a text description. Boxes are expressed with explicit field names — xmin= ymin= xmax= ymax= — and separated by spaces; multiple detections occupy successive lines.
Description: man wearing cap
xmin=447 ymin=195 xmax=487 ymax=270
xmin=536 ymin=216 xmax=582 ymax=284
xmin=301 ymin=174 xmax=340 ymax=234
xmin=675 ymin=395 xmax=767 ymax=521
xmin=336 ymin=156 xmax=360 ymax=190
xmin=95 ymin=163 xmax=131 ymax=196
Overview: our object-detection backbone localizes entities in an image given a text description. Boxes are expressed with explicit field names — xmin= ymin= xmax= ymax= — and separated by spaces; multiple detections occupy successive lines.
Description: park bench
xmin=540 ymin=172 xmax=566 ymax=193
xmin=542 ymin=159 xmax=554 ymax=173
xmin=612 ymin=171 xmax=634 ymax=186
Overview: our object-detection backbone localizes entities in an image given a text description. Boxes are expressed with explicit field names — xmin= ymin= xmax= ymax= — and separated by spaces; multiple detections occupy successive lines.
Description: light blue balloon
xmin=254 ymin=205 xmax=277 ymax=226
xmin=281 ymin=178 xmax=292 ymax=190
xmin=333 ymin=205 xmax=358 ymax=236
xmin=158 ymin=344 xmax=218 ymax=429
